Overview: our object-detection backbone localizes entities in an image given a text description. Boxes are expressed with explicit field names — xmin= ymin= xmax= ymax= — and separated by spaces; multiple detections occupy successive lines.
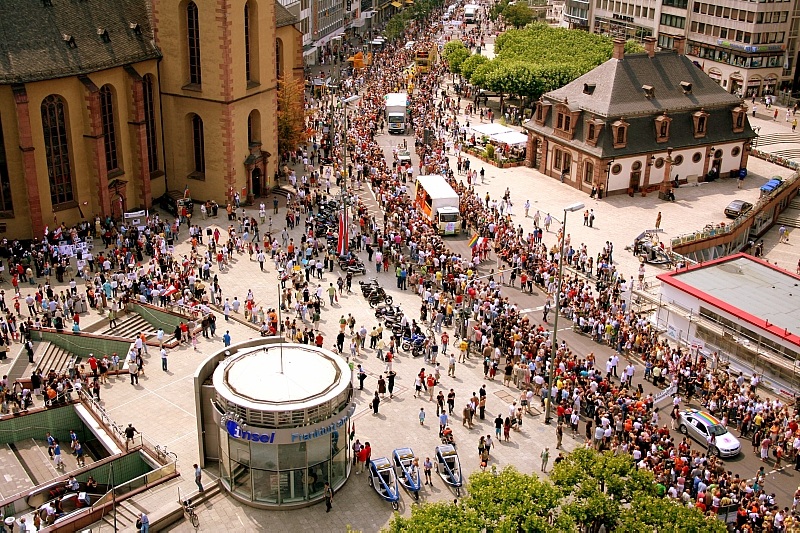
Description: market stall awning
xmin=490 ymin=131 xmax=528 ymax=146
xmin=391 ymin=1 xmax=403 ymax=7
xmin=470 ymin=123 xmax=513 ymax=137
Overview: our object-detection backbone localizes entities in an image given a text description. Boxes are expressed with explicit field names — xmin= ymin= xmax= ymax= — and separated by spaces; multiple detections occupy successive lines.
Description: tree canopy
xmin=502 ymin=2 xmax=534 ymax=29
xmin=442 ymin=41 xmax=471 ymax=75
xmin=276 ymin=75 xmax=306 ymax=156
xmin=384 ymin=448 xmax=726 ymax=533
xmin=385 ymin=0 xmax=445 ymax=40
xmin=460 ymin=24 xmax=643 ymax=101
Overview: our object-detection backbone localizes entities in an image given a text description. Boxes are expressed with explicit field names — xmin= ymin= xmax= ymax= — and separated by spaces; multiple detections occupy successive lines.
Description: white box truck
xmin=385 ymin=93 xmax=408 ymax=134
xmin=464 ymin=4 xmax=480 ymax=23
xmin=413 ymin=175 xmax=461 ymax=235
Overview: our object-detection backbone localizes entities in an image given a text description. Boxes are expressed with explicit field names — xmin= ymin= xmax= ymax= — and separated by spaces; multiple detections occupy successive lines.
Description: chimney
xmin=612 ymin=38 xmax=626 ymax=60
xmin=644 ymin=36 xmax=656 ymax=58
xmin=673 ymin=36 xmax=686 ymax=56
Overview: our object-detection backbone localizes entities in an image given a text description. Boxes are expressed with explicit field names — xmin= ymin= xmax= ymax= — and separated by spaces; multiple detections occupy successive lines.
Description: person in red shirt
xmin=356 ymin=442 xmax=371 ymax=474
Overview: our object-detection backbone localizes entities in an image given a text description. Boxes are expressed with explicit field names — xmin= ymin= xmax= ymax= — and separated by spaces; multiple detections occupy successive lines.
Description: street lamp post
xmin=543 ymin=202 xmax=585 ymax=425
xmin=338 ymin=95 xmax=361 ymax=255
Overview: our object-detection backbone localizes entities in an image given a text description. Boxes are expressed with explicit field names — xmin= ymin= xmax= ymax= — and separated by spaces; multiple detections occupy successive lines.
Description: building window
xmin=587 ymin=123 xmax=596 ymax=141
xmin=731 ymin=106 xmax=746 ymax=133
xmin=191 ymin=114 xmax=205 ymax=175
xmin=611 ymin=163 xmax=622 ymax=175
xmin=674 ymin=155 xmax=684 ymax=165
xmin=248 ymin=110 xmax=261 ymax=145
xmin=693 ymin=109 xmax=710 ymax=138
xmin=244 ymin=2 xmax=252 ymax=82
xmin=554 ymin=148 xmax=563 ymax=170
xmin=654 ymin=157 xmax=664 ymax=168
xmin=556 ymin=112 xmax=571 ymax=132
xmin=187 ymin=1 xmax=202 ymax=85
xmin=732 ymin=146 xmax=741 ymax=156
xmin=616 ymin=127 xmax=625 ymax=144
xmin=276 ymin=39 xmax=283 ymax=80
xmin=692 ymin=152 xmax=702 ymax=163
xmin=99 ymin=85 xmax=119 ymax=172
xmin=143 ymin=75 xmax=159 ymax=173
xmin=41 ymin=95 xmax=75 ymax=207
xmin=584 ymin=161 xmax=594 ymax=184
xmin=632 ymin=161 xmax=642 ymax=171
xmin=0 ymin=116 xmax=13 ymax=213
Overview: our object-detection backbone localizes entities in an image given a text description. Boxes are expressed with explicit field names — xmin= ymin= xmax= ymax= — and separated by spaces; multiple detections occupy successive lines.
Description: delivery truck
xmin=464 ymin=4 xmax=480 ymax=23
xmin=413 ymin=175 xmax=461 ymax=235
xmin=385 ymin=92 xmax=408 ymax=134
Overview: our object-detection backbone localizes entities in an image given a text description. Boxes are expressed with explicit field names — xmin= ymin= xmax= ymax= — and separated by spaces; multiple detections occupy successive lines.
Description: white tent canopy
xmin=470 ymin=123 xmax=512 ymax=137
xmin=491 ymin=131 xmax=528 ymax=147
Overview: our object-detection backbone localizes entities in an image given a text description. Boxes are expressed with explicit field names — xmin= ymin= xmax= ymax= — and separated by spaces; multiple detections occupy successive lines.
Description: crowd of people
xmin=288 ymin=9 xmax=800 ymax=530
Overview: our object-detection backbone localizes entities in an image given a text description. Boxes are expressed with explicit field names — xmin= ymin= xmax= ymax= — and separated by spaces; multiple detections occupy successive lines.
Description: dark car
xmin=158 ymin=191 xmax=194 ymax=217
xmin=724 ymin=199 xmax=753 ymax=219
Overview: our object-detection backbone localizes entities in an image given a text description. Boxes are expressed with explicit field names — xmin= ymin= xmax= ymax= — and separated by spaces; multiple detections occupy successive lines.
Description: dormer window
xmin=63 ymin=34 xmax=77 ymax=48
xmin=97 ymin=28 xmax=110 ymax=43
xmin=655 ymin=113 xmax=672 ymax=143
xmin=534 ymin=100 xmax=551 ymax=126
xmin=611 ymin=118 xmax=629 ymax=149
xmin=731 ymin=106 xmax=746 ymax=133
xmin=557 ymin=112 xmax=571 ymax=132
xmin=692 ymin=109 xmax=710 ymax=139
xmin=584 ymin=118 xmax=604 ymax=147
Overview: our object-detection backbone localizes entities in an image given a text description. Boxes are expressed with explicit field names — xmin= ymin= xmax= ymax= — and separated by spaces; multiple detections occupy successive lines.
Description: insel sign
xmin=223 ymin=408 xmax=354 ymax=445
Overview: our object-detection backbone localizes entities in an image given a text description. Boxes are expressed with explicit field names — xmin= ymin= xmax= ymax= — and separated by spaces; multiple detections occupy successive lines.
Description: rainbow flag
xmin=468 ymin=234 xmax=479 ymax=248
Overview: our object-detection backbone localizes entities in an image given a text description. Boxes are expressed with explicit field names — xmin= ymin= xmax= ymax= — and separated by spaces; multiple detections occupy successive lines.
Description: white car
xmin=678 ymin=409 xmax=741 ymax=457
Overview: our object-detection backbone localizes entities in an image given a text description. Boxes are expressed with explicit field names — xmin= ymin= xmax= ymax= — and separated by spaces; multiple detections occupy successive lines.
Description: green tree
xmin=442 ymin=41 xmax=470 ymax=74
xmin=385 ymin=501 xmax=483 ymax=533
xmin=617 ymin=497 xmax=728 ymax=533
xmin=385 ymin=450 xmax=730 ymax=533
xmin=489 ymin=0 xmax=510 ymax=21
xmin=276 ymin=75 xmax=306 ymax=156
xmin=503 ymin=2 xmax=534 ymax=29
xmin=464 ymin=468 xmax=571 ymax=532
xmin=460 ymin=54 xmax=489 ymax=83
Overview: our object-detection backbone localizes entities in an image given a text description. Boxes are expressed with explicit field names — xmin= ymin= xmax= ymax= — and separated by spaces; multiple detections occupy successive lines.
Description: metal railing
xmin=669 ymin=170 xmax=800 ymax=248
xmin=77 ymin=390 xmax=140 ymax=450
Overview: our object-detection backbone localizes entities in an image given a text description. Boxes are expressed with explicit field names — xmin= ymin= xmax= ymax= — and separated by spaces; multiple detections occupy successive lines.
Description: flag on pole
xmin=468 ymin=234 xmax=480 ymax=248
xmin=337 ymin=208 xmax=349 ymax=256
xmin=164 ymin=285 xmax=179 ymax=297
xmin=183 ymin=184 xmax=190 ymax=198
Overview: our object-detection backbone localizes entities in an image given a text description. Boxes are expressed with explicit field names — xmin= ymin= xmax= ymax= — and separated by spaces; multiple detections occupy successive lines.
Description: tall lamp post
xmin=544 ymin=201 xmax=585 ymax=425
xmin=338 ymin=95 xmax=361 ymax=255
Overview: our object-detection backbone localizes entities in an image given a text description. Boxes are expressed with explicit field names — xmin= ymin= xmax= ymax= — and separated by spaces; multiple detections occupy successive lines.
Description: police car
xmin=678 ymin=409 xmax=741 ymax=457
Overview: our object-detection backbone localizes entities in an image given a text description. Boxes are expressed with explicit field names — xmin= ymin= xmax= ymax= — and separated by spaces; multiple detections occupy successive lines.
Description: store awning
xmin=391 ymin=1 xmax=402 ymax=7
xmin=490 ymin=131 xmax=528 ymax=147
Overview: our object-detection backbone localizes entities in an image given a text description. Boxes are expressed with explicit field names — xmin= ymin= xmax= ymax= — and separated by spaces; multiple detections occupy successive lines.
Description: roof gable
xmin=545 ymin=51 xmax=741 ymax=117
xmin=0 ymin=0 xmax=160 ymax=84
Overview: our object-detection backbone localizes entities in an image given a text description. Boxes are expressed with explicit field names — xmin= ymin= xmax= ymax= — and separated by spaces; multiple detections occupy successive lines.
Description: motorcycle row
xmin=361 ymin=278 xmax=432 ymax=358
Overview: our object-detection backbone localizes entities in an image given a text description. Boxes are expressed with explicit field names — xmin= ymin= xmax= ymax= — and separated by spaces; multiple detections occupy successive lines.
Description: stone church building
xmin=0 ymin=0 xmax=303 ymax=238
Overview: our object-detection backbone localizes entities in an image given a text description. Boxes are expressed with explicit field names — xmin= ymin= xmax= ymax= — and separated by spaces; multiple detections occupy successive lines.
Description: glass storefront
xmin=218 ymin=421 xmax=351 ymax=505
xmin=206 ymin=342 xmax=354 ymax=508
